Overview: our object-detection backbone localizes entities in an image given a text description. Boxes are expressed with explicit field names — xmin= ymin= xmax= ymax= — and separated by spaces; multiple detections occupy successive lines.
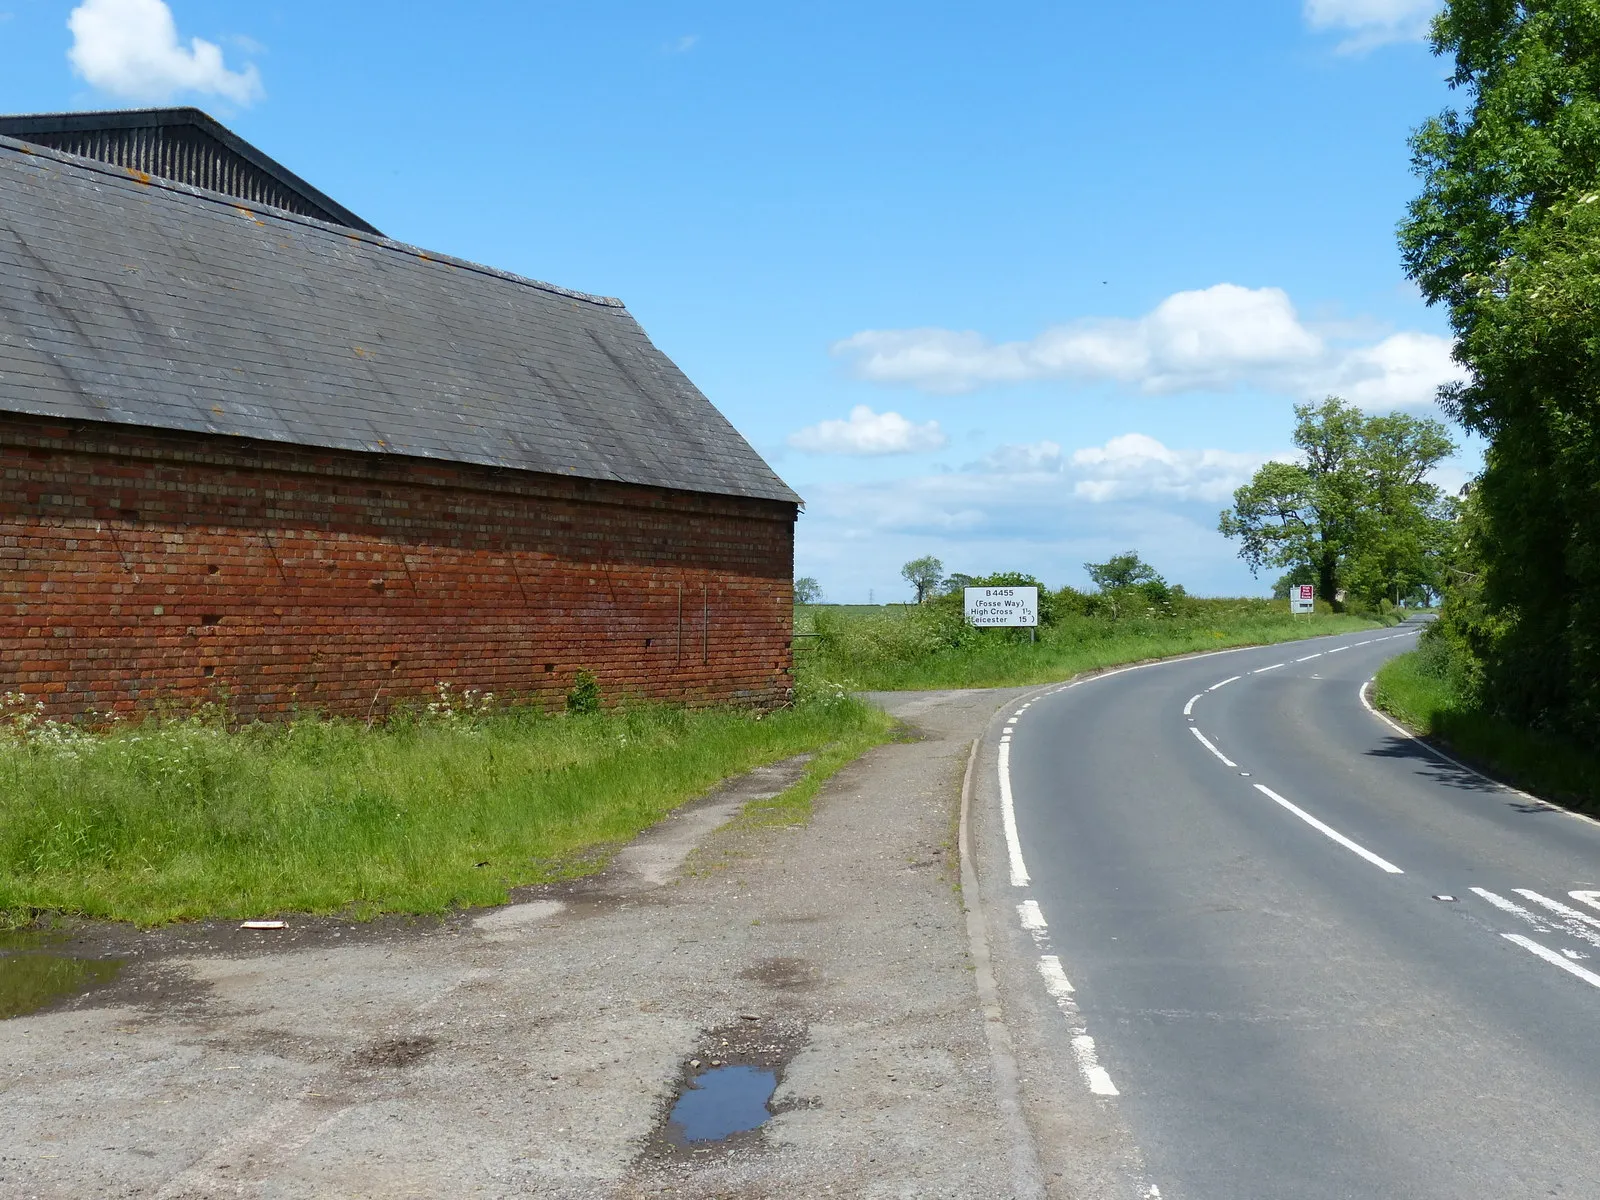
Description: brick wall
xmin=0 ymin=413 xmax=796 ymax=721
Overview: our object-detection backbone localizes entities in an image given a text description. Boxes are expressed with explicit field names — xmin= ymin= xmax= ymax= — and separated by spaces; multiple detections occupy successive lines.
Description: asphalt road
xmin=1002 ymin=622 xmax=1600 ymax=1200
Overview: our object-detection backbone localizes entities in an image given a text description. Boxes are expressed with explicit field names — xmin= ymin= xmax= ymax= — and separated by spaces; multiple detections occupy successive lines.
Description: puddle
xmin=667 ymin=1065 xmax=777 ymax=1143
xmin=0 ymin=929 xmax=124 ymax=1019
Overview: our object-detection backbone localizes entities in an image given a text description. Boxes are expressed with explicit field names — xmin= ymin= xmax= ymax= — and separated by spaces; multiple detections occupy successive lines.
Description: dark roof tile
xmin=0 ymin=134 xmax=798 ymax=506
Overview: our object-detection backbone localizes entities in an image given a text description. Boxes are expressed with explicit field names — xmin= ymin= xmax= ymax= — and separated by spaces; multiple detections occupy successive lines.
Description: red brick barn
xmin=0 ymin=109 xmax=799 ymax=720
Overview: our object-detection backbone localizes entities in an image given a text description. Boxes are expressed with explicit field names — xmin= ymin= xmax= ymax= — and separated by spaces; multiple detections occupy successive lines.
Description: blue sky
xmin=0 ymin=0 xmax=1470 ymax=599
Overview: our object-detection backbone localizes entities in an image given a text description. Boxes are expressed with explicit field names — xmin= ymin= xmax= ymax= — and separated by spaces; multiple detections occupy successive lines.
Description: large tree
xmin=1219 ymin=399 xmax=1455 ymax=611
xmin=1400 ymin=0 xmax=1600 ymax=736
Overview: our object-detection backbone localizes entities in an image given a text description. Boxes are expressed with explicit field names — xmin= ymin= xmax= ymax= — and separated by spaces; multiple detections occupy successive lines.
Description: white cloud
xmin=832 ymin=283 xmax=1465 ymax=409
xmin=67 ymin=0 xmax=263 ymax=105
xmin=1304 ymin=0 xmax=1439 ymax=52
xmin=787 ymin=405 xmax=948 ymax=455
xmin=969 ymin=433 xmax=1264 ymax=503
xmin=1066 ymin=433 xmax=1264 ymax=503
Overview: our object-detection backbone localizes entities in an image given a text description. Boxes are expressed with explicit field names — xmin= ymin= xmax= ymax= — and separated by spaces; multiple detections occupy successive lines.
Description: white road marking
xmin=1207 ymin=675 xmax=1242 ymax=691
xmin=998 ymin=740 xmax=1030 ymax=887
xmin=1018 ymin=900 xmax=1047 ymax=932
xmin=1006 ymin=717 xmax=1019 ymax=725
xmin=1038 ymin=955 xmax=1074 ymax=997
xmin=1573 ymin=892 xmax=1600 ymax=914
xmin=1070 ymin=1035 xmax=1119 ymax=1096
xmin=1514 ymin=890 xmax=1600 ymax=947
xmin=1325 ymin=646 xmax=1348 ymax=654
xmin=1295 ymin=653 xmax=1322 ymax=662
xmin=1502 ymin=933 xmax=1600 ymax=989
xmin=1189 ymin=727 xmax=1237 ymax=768
xmin=1471 ymin=887 xmax=1550 ymax=930
xmin=1183 ymin=693 xmax=1202 ymax=716
xmin=1036 ymin=954 xmax=1121 ymax=1096
xmin=1252 ymin=663 xmax=1285 ymax=674
xmin=1251 ymin=784 xmax=1404 ymax=873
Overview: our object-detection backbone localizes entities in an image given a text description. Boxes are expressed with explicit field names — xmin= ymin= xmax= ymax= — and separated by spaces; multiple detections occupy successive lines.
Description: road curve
xmin=1000 ymin=622 xmax=1600 ymax=1200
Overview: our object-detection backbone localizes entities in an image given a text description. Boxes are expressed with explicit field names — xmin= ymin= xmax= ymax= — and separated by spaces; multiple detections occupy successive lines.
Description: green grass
xmin=798 ymin=599 xmax=1390 ymax=691
xmin=1372 ymin=649 xmax=1600 ymax=813
xmin=0 ymin=690 xmax=892 ymax=926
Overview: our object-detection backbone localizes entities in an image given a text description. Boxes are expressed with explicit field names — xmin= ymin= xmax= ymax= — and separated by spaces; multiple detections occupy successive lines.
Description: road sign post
xmin=1290 ymin=584 xmax=1315 ymax=615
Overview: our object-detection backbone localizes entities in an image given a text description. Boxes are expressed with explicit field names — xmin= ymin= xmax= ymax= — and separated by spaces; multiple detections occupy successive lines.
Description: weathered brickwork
xmin=0 ymin=413 xmax=796 ymax=721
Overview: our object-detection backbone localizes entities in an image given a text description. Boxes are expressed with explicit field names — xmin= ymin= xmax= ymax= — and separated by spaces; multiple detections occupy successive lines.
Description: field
xmin=796 ymin=597 xmax=1389 ymax=692
xmin=0 ymin=686 xmax=890 ymax=926
xmin=1371 ymin=645 xmax=1600 ymax=813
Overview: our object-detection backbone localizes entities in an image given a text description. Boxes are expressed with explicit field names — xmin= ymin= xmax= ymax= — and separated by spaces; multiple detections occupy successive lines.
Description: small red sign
xmin=1298 ymin=585 xmax=1315 ymax=600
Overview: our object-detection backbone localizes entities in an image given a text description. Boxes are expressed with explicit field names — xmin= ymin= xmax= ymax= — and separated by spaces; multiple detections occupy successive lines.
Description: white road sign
xmin=1290 ymin=584 xmax=1315 ymax=614
xmin=965 ymin=586 xmax=1039 ymax=627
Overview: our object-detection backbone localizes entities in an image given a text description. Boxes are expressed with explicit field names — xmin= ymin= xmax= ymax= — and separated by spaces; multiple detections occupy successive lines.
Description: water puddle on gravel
xmin=667 ymin=1065 xmax=778 ymax=1143
xmin=0 ymin=929 xmax=123 ymax=1019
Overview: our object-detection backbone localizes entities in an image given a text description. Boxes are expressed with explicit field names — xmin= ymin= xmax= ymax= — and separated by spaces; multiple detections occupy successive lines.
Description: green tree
xmin=1084 ymin=551 xmax=1163 ymax=592
xmin=900 ymin=555 xmax=944 ymax=604
xmin=793 ymin=576 xmax=824 ymax=605
xmin=1399 ymin=0 xmax=1600 ymax=736
xmin=1218 ymin=399 xmax=1368 ymax=611
xmin=1219 ymin=399 xmax=1454 ymax=612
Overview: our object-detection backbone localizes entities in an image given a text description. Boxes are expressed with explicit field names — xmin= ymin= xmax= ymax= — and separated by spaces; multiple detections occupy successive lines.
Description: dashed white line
xmin=997 ymin=740 xmax=1030 ymax=887
xmin=1183 ymin=693 xmax=1202 ymax=716
xmin=1189 ymin=726 xmax=1238 ymax=768
xmin=1502 ymin=933 xmax=1600 ymax=989
xmin=1573 ymin=892 xmax=1600 ymax=914
xmin=1252 ymin=662 xmax=1285 ymax=674
xmin=1295 ymin=653 xmax=1322 ymax=662
xmin=1208 ymin=675 xmax=1242 ymax=691
xmin=1251 ymin=784 xmax=1404 ymax=874
xmin=1325 ymin=646 xmax=1348 ymax=654
xmin=1038 ymin=955 xmax=1075 ymax=997
xmin=1018 ymin=900 xmax=1047 ymax=932
xmin=1071 ymin=1035 xmax=1120 ymax=1096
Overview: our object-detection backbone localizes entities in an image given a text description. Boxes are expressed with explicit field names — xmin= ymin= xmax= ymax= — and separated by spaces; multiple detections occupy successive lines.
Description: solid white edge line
xmin=1358 ymin=680 xmax=1600 ymax=830
xmin=957 ymin=739 xmax=1048 ymax=1199
xmin=998 ymin=740 xmax=1030 ymax=886
xmin=1189 ymin=726 xmax=1237 ymax=768
xmin=1502 ymin=933 xmax=1600 ymax=989
xmin=1183 ymin=693 xmax=1202 ymax=716
xmin=1252 ymin=783 xmax=1404 ymax=873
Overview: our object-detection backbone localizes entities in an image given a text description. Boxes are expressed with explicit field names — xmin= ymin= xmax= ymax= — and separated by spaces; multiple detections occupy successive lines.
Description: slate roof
xmin=0 ymin=132 xmax=799 ymax=506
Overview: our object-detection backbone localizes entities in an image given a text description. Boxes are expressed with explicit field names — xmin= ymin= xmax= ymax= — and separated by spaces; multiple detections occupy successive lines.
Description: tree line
xmin=1395 ymin=0 xmax=1600 ymax=745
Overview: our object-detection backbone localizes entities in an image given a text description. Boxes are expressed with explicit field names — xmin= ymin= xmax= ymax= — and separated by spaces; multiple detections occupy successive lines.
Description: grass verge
xmin=1372 ymin=650 xmax=1600 ymax=813
xmin=802 ymin=605 xmax=1389 ymax=692
xmin=0 ymin=692 xmax=894 ymax=927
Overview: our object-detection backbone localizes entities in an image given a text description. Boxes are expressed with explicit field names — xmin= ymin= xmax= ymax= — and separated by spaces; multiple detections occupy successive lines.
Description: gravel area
xmin=2 ymin=689 xmax=1052 ymax=1198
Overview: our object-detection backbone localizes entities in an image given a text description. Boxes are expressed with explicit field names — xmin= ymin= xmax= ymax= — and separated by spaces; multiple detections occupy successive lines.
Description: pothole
xmin=638 ymin=1017 xmax=814 ymax=1163
xmin=0 ymin=929 xmax=124 ymax=1019
xmin=668 ymin=1065 xmax=777 ymax=1142
xmin=353 ymin=1035 xmax=437 ymax=1068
